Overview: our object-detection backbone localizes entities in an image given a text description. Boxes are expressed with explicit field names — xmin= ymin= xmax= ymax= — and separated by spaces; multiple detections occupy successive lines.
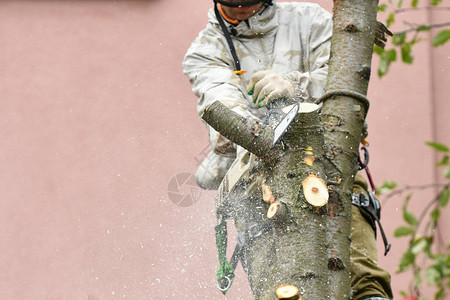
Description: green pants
xmin=351 ymin=175 xmax=393 ymax=300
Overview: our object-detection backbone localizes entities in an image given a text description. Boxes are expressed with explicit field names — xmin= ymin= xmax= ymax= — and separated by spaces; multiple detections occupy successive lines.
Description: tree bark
xmin=322 ymin=0 xmax=378 ymax=298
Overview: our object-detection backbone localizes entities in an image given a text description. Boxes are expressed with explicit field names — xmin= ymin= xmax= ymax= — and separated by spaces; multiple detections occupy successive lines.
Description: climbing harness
xmin=354 ymin=145 xmax=391 ymax=256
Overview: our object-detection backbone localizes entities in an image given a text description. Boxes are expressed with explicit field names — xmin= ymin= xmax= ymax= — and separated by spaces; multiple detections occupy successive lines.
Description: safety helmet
xmin=213 ymin=0 xmax=272 ymax=8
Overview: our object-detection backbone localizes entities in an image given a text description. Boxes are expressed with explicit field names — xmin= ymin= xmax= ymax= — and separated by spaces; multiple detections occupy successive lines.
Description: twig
xmin=435 ymin=222 xmax=446 ymax=252
xmin=394 ymin=6 xmax=450 ymax=14
xmin=406 ymin=191 xmax=443 ymax=298
xmin=412 ymin=194 xmax=439 ymax=241
xmin=394 ymin=22 xmax=450 ymax=35
xmin=380 ymin=183 xmax=448 ymax=205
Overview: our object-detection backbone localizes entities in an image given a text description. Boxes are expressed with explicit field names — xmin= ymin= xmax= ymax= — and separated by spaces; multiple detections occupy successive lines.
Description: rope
xmin=314 ymin=89 xmax=370 ymax=116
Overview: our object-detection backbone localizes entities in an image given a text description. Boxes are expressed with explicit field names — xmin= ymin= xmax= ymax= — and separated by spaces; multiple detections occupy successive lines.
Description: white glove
xmin=247 ymin=70 xmax=294 ymax=108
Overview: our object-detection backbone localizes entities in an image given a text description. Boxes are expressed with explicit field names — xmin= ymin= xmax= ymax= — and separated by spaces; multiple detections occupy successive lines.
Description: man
xmin=183 ymin=1 xmax=393 ymax=299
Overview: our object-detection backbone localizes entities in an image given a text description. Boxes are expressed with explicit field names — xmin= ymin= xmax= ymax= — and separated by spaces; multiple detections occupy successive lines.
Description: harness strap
xmin=355 ymin=144 xmax=392 ymax=256
xmin=352 ymin=192 xmax=391 ymax=256
xmin=213 ymin=3 xmax=244 ymax=74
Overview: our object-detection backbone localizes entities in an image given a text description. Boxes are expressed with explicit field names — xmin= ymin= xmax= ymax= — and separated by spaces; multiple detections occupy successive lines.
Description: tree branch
xmin=394 ymin=22 xmax=450 ymax=35
xmin=200 ymin=101 xmax=280 ymax=165
xmin=394 ymin=6 xmax=450 ymax=14
xmin=381 ymin=183 xmax=449 ymax=204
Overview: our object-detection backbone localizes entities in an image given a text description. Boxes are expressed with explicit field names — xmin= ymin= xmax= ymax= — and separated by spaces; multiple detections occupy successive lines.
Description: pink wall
xmin=0 ymin=0 xmax=448 ymax=299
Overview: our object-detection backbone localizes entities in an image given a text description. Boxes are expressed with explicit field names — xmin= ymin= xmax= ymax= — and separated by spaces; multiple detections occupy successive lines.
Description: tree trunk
xmin=201 ymin=0 xmax=379 ymax=298
xmin=205 ymin=104 xmax=330 ymax=299
xmin=322 ymin=0 xmax=378 ymax=298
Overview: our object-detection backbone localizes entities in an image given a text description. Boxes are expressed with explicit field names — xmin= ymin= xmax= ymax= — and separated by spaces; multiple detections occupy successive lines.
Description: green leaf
xmin=403 ymin=196 xmax=418 ymax=226
xmin=425 ymin=266 xmax=441 ymax=285
xmin=404 ymin=209 xmax=418 ymax=226
xmin=378 ymin=49 xmax=397 ymax=77
xmin=438 ymin=187 xmax=449 ymax=207
xmin=426 ymin=142 xmax=449 ymax=152
xmin=432 ymin=30 xmax=450 ymax=47
xmin=394 ymin=226 xmax=415 ymax=237
xmin=411 ymin=0 xmax=418 ymax=7
xmin=435 ymin=287 xmax=445 ymax=300
xmin=445 ymin=167 xmax=450 ymax=179
xmin=398 ymin=250 xmax=415 ymax=272
xmin=378 ymin=4 xmax=387 ymax=12
xmin=431 ymin=0 xmax=442 ymax=5
xmin=431 ymin=208 xmax=441 ymax=223
xmin=385 ymin=49 xmax=397 ymax=61
xmin=378 ymin=61 xmax=388 ymax=77
xmin=397 ymin=0 xmax=403 ymax=8
xmin=373 ymin=45 xmax=384 ymax=55
xmin=437 ymin=155 xmax=449 ymax=167
xmin=424 ymin=236 xmax=435 ymax=259
xmin=376 ymin=180 xmax=398 ymax=195
xmin=392 ymin=33 xmax=406 ymax=46
xmin=401 ymin=43 xmax=414 ymax=64
xmin=387 ymin=13 xmax=395 ymax=27
xmin=411 ymin=237 xmax=428 ymax=254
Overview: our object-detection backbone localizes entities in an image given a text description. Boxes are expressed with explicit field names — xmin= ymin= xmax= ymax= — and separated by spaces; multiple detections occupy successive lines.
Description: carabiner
xmin=217 ymin=276 xmax=232 ymax=293
xmin=358 ymin=145 xmax=376 ymax=194
xmin=358 ymin=145 xmax=369 ymax=169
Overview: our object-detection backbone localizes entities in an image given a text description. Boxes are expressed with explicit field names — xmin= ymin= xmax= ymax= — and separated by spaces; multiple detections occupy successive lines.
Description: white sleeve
xmin=284 ymin=6 xmax=332 ymax=102
xmin=183 ymin=29 xmax=257 ymax=155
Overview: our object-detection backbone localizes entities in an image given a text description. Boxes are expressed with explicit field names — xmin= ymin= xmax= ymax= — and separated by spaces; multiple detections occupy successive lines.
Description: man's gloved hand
xmin=247 ymin=70 xmax=294 ymax=108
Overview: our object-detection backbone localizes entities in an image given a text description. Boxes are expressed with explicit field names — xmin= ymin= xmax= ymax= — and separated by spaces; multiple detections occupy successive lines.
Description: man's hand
xmin=247 ymin=70 xmax=294 ymax=108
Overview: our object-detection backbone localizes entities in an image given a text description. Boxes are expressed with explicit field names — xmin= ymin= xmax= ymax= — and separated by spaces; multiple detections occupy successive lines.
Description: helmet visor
xmin=214 ymin=0 xmax=263 ymax=8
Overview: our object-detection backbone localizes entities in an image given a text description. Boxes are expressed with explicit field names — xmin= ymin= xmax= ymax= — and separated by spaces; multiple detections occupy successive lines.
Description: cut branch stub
xmin=301 ymin=174 xmax=329 ymax=207
xmin=276 ymin=284 xmax=301 ymax=300
xmin=267 ymin=201 xmax=280 ymax=219
xmin=267 ymin=201 xmax=288 ymax=221
xmin=303 ymin=146 xmax=315 ymax=166
xmin=262 ymin=183 xmax=275 ymax=202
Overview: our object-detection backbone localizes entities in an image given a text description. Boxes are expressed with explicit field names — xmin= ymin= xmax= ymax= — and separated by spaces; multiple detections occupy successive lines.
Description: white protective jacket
xmin=183 ymin=1 xmax=332 ymax=189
